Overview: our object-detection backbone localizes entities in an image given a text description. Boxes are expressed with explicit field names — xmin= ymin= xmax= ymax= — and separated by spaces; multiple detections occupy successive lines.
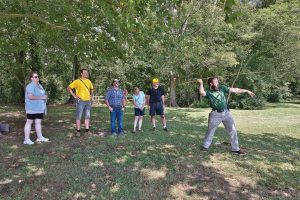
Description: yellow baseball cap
xmin=152 ymin=78 xmax=159 ymax=83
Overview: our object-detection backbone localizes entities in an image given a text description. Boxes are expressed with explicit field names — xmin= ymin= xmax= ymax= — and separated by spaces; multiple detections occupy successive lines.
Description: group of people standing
xmin=23 ymin=69 xmax=255 ymax=155
xmin=23 ymin=69 xmax=168 ymax=144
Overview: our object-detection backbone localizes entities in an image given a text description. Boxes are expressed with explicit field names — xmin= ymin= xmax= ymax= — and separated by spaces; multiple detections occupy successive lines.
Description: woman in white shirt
xmin=132 ymin=87 xmax=145 ymax=133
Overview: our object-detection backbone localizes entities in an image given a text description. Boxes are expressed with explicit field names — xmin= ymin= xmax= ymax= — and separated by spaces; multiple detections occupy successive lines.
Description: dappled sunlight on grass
xmin=140 ymin=166 xmax=168 ymax=180
xmin=89 ymin=160 xmax=104 ymax=167
xmin=115 ymin=155 xmax=129 ymax=164
xmin=110 ymin=183 xmax=120 ymax=193
xmin=0 ymin=178 xmax=13 ymax=185
xmin=0 ymin=111 xmax=23 ymax=118
xmin=9 ymin=145 xmax=19 ymax=150
xmin=73 ymin=192 xmax=87 ymax=199
xmin=0 ymin=104 xmax=299 ymax=199
xmin=26 ymin=165 xmax=46 ymax=176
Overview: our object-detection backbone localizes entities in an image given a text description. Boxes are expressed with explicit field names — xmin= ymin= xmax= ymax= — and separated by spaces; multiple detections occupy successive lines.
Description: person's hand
xmin=147 ymin=105 xmax=150 ymax=110
xmin=121 ymin=107 xmax=125 ymax=112
xmin=74 ymin=95 xmax=80 ymax=100
xmin=108 ymin=106 xmax=113 ymax=112
xmin=248 ymin=90 xmax=256 ymax=97
xmin=197 ymin=79 xmax=203 ymax=84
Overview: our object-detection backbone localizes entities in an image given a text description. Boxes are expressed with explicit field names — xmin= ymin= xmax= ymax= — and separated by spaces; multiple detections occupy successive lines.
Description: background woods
xmin=0 ymin=0 xmax=299 ymax=107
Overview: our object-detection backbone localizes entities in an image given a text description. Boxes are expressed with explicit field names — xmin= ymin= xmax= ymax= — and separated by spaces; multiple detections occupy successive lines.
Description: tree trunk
xmin=14 ymin=51 xmax=26 ymax=104
xmin=67 ymin=54 xmax=80 ymax=104
xmin=169 ymin=71 xmax=178 ymax=107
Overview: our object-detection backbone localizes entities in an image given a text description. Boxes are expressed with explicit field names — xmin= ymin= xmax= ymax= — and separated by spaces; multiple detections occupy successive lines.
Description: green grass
xmin=0 ymin=103 xmax=299 ymax=199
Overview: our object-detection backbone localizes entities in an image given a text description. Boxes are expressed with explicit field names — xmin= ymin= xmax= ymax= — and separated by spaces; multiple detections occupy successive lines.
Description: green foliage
xmin=191 ymin=98 xmax=210 ymax=108
xmin=288 ymin=77 xmax=300 ymax=100
xmin=239 ymin=96 xmax=266 ymax=110
xmin=0 ymin=0 xmax=299 ymax=107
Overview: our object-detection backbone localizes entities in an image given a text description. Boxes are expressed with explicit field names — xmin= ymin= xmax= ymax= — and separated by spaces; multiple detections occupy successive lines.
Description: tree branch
xmin=0 ymin=13 xmax=70 ymax=32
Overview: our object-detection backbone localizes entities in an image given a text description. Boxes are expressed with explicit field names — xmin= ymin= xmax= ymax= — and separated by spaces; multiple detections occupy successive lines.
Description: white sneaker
xmin=36 ymin=137 xmax=49 ymax=142
xmin=24 ymin=140 xmax=34 ymax=145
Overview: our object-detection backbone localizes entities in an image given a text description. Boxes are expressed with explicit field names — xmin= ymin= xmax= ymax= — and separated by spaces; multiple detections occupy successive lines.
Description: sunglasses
xmin=33 ymin=76 xmax=39 ymax=78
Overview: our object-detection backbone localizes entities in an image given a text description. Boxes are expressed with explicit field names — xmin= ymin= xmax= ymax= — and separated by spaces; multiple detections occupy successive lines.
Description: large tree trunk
xmin=67 ymin=54 xmax=80 ymax=104
xmin=13 ymin=51 xmax=26 ymax=104
xmin=169 ymin=71 xmax=178 ymax=107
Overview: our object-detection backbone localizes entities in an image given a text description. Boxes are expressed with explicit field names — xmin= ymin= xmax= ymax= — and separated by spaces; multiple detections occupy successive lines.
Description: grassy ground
xmin=0 ymin=103 xmax=299 ymax=200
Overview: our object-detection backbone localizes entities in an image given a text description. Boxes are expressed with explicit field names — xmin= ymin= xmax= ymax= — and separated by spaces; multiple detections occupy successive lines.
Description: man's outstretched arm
xmin=229 ymin=87 xmax=255 ymax=97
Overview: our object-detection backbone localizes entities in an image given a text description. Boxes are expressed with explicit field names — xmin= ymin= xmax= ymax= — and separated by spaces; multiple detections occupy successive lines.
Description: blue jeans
xmin=110 ymin=106 xmax=123 ymax=134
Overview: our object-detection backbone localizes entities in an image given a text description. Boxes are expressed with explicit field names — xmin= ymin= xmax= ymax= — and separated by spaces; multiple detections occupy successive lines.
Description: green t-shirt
xmin=205 ymin=85 xmax=229 ymax=111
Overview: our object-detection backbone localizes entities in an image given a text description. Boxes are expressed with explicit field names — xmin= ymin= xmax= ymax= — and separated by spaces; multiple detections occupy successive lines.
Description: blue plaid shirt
xmin=105 ymin=87 xmax=125 ymax=107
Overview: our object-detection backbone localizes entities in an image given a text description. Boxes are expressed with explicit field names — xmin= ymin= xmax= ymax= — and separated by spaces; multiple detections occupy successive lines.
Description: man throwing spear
xmin=197 ymin=77 xmax=255 ymax=155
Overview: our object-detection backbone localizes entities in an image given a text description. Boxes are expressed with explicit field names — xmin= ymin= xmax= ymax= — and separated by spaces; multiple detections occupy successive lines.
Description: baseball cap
xmin=152 ymin=78 xmax=159 ymax=83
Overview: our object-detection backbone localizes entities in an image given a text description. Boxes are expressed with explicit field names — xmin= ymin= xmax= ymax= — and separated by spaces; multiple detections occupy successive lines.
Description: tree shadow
xmin=0 ymin=105 xmax=299 ymax=199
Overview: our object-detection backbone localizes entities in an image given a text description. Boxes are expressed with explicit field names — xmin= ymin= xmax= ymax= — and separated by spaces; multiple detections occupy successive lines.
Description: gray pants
xmin=76 ymin=100 xmax=91 ymax=120
xmin=203 ymin=109 xmax=240 ymax=151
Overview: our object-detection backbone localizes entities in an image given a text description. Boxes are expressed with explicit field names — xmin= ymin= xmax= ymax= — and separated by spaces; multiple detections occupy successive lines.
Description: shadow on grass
xmin=0 ymin=105 xmax=299 ymax=199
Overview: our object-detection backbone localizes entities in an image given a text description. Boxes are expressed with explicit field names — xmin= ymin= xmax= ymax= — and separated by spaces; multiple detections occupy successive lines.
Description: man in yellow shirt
xmin=67 ymin=69 xmax=94 ymax=137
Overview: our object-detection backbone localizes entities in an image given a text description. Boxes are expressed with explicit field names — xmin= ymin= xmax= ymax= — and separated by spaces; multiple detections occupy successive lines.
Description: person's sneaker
xmin=111 ymin=133 xmax=117 ymax=137
xmin=232 ymin=149 xmax=246 ymax=155
xmin=131 ymin=130 xmax=136 ymax=133
xmin=152 ymin=127 xmax=156 ymax=131
xmin=163 ymin=127 xmax=168 ymax=132
xmin=36 ymin=137 xmax=49 ymax=143
xmin=201 ymin=146 xmax=209 ymax=152
xmin=24 ymin=140 xmax=34 ymax=145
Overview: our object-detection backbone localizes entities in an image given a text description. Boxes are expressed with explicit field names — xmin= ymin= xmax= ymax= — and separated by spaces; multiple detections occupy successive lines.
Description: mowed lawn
xmin=0 ymin=103 xmax=299 ymax=200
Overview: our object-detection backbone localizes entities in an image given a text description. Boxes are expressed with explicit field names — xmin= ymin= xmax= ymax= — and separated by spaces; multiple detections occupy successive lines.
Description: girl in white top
xmin=132 ymin=87 xmax=145 ymax=133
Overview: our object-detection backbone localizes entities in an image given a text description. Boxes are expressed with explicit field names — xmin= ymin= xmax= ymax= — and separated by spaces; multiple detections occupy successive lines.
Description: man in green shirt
xmin=197 ymin=77 xmax=255 ymax=155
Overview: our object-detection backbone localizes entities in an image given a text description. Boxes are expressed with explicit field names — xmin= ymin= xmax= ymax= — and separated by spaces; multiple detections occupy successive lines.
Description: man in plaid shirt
xmin=105 ymin=79 xmax=126 ymax=136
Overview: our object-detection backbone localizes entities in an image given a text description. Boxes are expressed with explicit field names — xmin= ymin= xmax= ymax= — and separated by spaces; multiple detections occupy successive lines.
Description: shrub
xmin=191 ymin=98 xmax=210 ymax=108
xmin=239 ymin=97 xmax=265 ymax=110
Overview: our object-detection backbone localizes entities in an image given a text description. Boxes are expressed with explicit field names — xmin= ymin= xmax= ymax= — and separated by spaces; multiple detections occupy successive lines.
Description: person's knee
xmin=26 ymin=119 xmax=33 ymax=125
xmin=34 ymin=119 xmax=41 ymax=124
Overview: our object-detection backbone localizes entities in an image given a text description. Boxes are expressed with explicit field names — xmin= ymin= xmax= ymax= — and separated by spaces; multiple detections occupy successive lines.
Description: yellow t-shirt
xmin=69 ymin=79 xmax=94 ymax=101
